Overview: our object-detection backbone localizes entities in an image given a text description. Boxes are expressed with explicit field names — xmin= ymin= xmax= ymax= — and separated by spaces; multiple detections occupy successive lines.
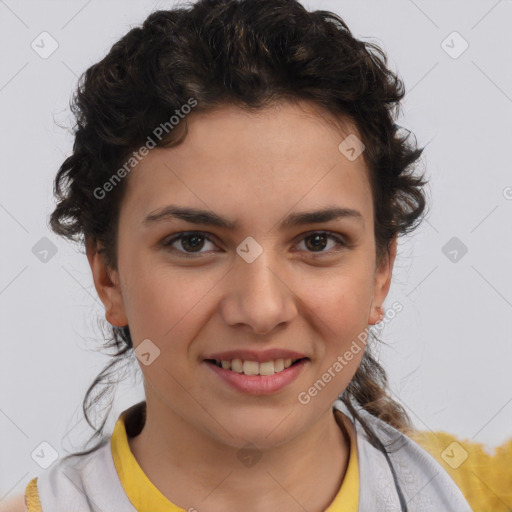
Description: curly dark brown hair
xmin=50 ymin=0 xmax=428 ymax=458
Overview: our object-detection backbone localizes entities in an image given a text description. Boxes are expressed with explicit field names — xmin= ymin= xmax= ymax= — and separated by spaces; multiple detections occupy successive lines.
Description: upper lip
xmin=203 ymin=349 xmax=308 ymax=363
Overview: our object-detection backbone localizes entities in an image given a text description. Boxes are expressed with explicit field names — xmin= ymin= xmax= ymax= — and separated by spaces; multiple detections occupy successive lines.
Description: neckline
xmin=111 ymin=402 xmax=359 ymax=512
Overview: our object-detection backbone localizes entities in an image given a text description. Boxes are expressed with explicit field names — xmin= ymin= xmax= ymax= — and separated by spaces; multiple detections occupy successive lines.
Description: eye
xmin=162 ymin=232 xmax=217 ymax=257
xmin=161 ymin=231 xmax=348 ymax=258
xmin=295 ymin=231 xmax=348 ymax=256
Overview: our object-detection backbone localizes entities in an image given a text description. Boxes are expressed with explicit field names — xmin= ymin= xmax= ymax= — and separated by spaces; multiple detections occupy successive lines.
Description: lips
xmin=202 ymin=348 xmax=310 ymax=393
xmin=204 ymin=357 xmax=308 ymax=394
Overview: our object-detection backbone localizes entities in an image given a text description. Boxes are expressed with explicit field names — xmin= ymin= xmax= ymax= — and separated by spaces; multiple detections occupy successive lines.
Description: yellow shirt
xmin=24 ymin=407 xmax=359 ymax=511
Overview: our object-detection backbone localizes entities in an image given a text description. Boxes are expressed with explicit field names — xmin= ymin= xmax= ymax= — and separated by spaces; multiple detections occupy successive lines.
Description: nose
xmin=219 ymin=249 xmax=298 ymax=336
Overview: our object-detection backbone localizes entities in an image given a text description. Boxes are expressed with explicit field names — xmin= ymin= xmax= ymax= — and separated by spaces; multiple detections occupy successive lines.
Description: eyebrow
xmin=143 ymin=204 xmax=364 ymax=231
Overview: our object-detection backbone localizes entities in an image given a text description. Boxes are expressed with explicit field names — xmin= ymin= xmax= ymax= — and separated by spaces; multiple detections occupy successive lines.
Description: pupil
xmin=306 ymin=233 xmax=327 ymax=251
xmin=183 ymin=234 xmax=203 ymax=252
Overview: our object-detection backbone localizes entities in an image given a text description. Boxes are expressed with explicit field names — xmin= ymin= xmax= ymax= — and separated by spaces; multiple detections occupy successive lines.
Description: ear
xmin=86 ymin=237 xmax=128 ymax=327
xmin=368 ymin=235 xmax=398 ymax=325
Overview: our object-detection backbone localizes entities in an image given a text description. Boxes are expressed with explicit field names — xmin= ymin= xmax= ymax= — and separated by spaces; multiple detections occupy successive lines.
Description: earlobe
xmin=368 ymin=235 xmax=398 ymax=325
xmin=86 ymin=237 xmax=128 ymax=327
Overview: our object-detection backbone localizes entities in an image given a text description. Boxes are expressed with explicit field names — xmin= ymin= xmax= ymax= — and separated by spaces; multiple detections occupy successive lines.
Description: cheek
xmin=294 ymin=276 xmax=371 ymax=407
xmin=299 ymin=263 xmax=374 ymax=375
xmin=119 ymin=257 xmax=220 ymax=345
xmin=312 ymin=285 xmax=372 ymax=385
xmin=305 ymin=265 xmax=375 ymax=333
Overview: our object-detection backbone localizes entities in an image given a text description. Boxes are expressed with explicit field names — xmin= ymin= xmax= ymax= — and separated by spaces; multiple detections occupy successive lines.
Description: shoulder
xmin=0 ymin=494 xmax=26 ymax=512
xmin=410 ymin=429 xmax=512 ymax=511
xmin=332 ymin=399 xmax=473 ymax=511
xmin=35 ymin=438 xmax=137 ymax=512
xmin=36 ymin=441 xmax=111 ymax=504
xmin=1 ymin=475 xmax=46 ymax=512
xmin=0 ymin=475 xmax=42 ymax=512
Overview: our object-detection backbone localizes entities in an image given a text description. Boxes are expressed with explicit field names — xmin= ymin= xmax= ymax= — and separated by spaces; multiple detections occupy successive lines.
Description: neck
xmin=127 ymin=397 xmax=351 ymax=511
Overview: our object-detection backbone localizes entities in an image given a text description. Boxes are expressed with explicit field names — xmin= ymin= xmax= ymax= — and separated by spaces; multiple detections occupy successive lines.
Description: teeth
xmin=231 ymin=358 xmax=243 ymax=373
xmin=274 ymin=359 xmax=285 ymax=372
xmin=259 ymin=361 xmax=275 ymax=376
xmin=243 ymin=360 xmax=259 ymax=375
xmin=213 ymin=357 xmax=301 ymax=375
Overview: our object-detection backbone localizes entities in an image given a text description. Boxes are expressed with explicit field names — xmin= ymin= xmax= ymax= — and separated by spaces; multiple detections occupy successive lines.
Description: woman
xmin=14 ymin=0 xmax=474 ymax=510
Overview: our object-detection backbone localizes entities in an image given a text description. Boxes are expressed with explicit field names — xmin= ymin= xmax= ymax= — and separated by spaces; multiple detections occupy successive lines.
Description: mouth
xmin=203 ymin=356 xmax=309 ymax=395
xmin=204 ymin=357 xmax=308 ymax=376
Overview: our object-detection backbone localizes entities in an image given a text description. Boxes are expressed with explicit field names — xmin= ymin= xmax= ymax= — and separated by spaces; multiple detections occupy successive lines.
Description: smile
xmin=203 ymin=358 xmax=309 ymax=395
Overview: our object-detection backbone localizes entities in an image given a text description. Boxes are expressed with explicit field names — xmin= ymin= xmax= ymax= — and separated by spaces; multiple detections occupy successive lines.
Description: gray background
xmin=1 ymin=0 xmax=511 ymax=501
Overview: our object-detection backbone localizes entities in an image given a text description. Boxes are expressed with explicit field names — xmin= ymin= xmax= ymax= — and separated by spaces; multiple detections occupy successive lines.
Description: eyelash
xmin=162 ymin=231 xmax=349 ymax=259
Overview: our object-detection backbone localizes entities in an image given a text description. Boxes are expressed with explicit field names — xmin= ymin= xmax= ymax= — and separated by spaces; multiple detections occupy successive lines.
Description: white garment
xmin=35 ymin=399 xmax=474 ymax=511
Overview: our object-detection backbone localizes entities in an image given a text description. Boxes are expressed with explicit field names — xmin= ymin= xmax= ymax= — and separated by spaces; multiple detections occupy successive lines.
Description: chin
xmin=211 ymin=411 xmax=304 ymax=450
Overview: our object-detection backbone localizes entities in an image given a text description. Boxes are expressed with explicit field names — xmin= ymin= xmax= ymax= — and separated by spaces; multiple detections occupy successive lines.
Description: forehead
xmin=120 ymin=101 xmax=373 ymax=228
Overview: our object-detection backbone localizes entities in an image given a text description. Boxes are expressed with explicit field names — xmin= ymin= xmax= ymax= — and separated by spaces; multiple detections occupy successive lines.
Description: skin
xmin=87 ymin=100 xmax=397 ymax=511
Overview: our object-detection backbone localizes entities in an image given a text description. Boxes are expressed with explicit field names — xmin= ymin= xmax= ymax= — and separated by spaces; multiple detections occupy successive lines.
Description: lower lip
xmin=204 ymin=359 xmax=308 ymax=395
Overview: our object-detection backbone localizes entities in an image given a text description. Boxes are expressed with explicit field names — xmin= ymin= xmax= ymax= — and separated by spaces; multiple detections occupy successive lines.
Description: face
xmin=88 ymin=100 xmax=396 ymax=449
